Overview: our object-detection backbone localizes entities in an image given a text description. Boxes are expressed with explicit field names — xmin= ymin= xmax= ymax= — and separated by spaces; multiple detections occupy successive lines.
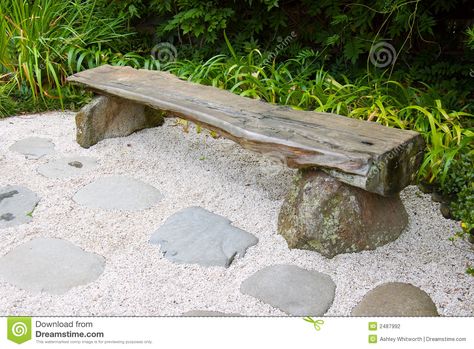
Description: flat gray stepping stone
xmin=351 ymin=282 xmax=439 ymax=316
xmin=73 ymin=176 xmax=163 ymax=211
xmin=0 ymin=238 xmax=105 ymax=294
xmin=0 ymin=186 xmax=40 ymax=229
xmin=150 ymin=207 xmax=258 ymax=267
xmin=240 ymin=264 xmax=336 ymax=316
xmin=182 ymin=310 xmax=241 ymax=316
xmin=9 ymin=137 xmax=55 ymax=159
xmin=37 ymin=156 xmax=98 ymax=179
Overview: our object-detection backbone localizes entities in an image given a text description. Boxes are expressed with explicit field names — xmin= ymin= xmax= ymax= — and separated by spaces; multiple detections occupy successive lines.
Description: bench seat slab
xmin=68 ymin=65 xmax=424 ymax=196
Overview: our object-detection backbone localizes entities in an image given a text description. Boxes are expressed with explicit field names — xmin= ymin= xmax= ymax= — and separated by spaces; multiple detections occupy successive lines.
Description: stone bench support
xmin=76 ymin=96 xmax=164 ymax=148
xmin=278 ymin=169 xmax=408 ymax=258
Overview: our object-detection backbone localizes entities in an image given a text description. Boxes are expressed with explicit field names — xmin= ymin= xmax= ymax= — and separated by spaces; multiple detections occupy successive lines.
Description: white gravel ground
xmin=0 ymin=111 xmax=473 ymax=316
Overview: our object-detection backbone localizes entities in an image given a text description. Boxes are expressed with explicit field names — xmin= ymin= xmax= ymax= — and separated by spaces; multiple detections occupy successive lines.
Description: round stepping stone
xmin=0 ymin=238 xmax=105 ymax=294
xmin=73 ymin=176 xmax=163 ymax=211
xmin=0 ymin=186 xmax=40 ymax=229
xmin=37 ymin=156 xmax=98 ymax=179
xmin=150 ymin=207 xmax=258 ymax=267
xmin=351 ymin=282 xmax=439 ymax=316
xmin=9 ymin=137 xmax=55 ymax=159
xmin=182 ymin=310 xmax=241 ymax=317
xmin=240 ymin=264 xmax=336 ymax=316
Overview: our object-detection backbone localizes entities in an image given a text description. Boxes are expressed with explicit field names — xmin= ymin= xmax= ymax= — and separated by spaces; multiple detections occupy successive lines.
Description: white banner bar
xmin=1 ymin=317 xmax=473 ymax=348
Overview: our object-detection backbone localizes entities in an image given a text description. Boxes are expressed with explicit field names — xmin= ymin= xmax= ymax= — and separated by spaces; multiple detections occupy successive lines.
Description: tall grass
xmin=0 ymin=0 xmax=129 ymax=104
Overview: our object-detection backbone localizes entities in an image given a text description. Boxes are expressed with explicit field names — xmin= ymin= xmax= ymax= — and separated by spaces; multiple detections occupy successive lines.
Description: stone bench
xmin=67 ymin=65 xmax=425 ymax=257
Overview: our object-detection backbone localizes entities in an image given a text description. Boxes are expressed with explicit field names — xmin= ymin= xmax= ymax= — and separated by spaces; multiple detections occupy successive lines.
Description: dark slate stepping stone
xmin=351 ymin=282 xmax=439 ymax=316
xmin=0 ymin=186 xmax=40 ymax=229
xmin=150 ymin=207 xmax=258 ymax=267
xmin=9 ymin=137 xmax=55 ymax=159
xmin=182 ymin=310 xmax=241 ymax=317
xmin=240 ymin=264 xmax=336 ymax=316
xmin=73 ymin=176 xmax=163 ymax=211
xmin=37 ymin=156 xmax=98 ymax=179
xmin=0 ymin=238 xmax=105 ymax=294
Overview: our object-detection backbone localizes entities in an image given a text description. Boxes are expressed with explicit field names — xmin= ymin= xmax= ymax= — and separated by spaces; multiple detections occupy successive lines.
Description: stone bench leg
xmin=278 ymin=169 xmax=408 ymax=258
xmin=76 ymin=95 xmax=165 ymax=148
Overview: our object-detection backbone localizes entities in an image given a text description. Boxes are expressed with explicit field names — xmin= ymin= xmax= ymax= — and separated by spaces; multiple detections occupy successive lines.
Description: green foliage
xmin=451 ymin=185 xmax=474 ymax=225
xmin=148 ymin=0 xmax=284 ymax=49
xmin=0 ymin=0 xmax=131 ymax=104
xmin=467 ymin=26 xmax=474 ymax=50
xmin=129 ymin=0 xmax=474 ymax=71
xmin=440 ymin=150 xmax=474 ymax=198
xmin=157 ymin=2 xmax=234 ymax=44
xmin=0 ymin=78 xmax=90 ymax=118
xmin=66 ymin=46 xmax=161 ymax=72
xmin=0 ymin=82 xmax=18 ymax=117
xmin=438 ymin=147 xmax=474 ymax=243
xmin=443 ymin=149 xmax=474 ymax=237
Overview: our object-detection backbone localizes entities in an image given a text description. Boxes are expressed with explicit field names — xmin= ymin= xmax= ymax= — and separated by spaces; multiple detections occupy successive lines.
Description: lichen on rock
xmin=278 ymin=169 xmax=408 ymax=258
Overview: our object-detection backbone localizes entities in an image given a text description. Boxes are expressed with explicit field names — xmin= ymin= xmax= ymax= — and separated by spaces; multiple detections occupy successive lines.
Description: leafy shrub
xmin=452 ymin=186 xmax=474 ymax=226
xmin=441 ymin=149 xmax=474 ymax=238
xmin=441 ymin=150 xmax=474 ymax=198
xmin=128 ymin=1 xmax=474 ymax=71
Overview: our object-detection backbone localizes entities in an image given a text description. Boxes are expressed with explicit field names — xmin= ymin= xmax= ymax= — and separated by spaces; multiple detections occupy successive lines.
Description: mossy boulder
xmin=278 ymin=169 xmax=408 ymax=258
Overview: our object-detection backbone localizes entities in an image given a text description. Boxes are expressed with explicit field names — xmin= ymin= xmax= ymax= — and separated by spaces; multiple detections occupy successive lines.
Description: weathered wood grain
xmin=67 ymin=65 xmax=425 ymax=196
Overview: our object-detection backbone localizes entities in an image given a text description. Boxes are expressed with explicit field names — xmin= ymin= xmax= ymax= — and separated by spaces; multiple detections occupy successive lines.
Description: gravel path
xmin=0 ymin=111 xmax=473 ymax=316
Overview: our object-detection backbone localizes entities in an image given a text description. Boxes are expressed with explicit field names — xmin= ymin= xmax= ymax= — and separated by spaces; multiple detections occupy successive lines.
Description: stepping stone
xmin=351 ymin=282 xmax=439 ymax=316
xmin=73 ymin=176 xmax=163 ymax=211
xmin=9 ymin=137 xmax=55 ymax=159
xmin=0 ymin=238 xmax=105 ymax=294
xmin=150 ymin=207 xmax=258 ymax=267
xmin=240 ymin=264 xmax=336 ymax=316
xmin=37 ymin=156 xmax=98 ymax=179
xmin=182 ymin=310 xmax=241 ymax=317
xmin=0 ymin=186 xmax=40 ymax=229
